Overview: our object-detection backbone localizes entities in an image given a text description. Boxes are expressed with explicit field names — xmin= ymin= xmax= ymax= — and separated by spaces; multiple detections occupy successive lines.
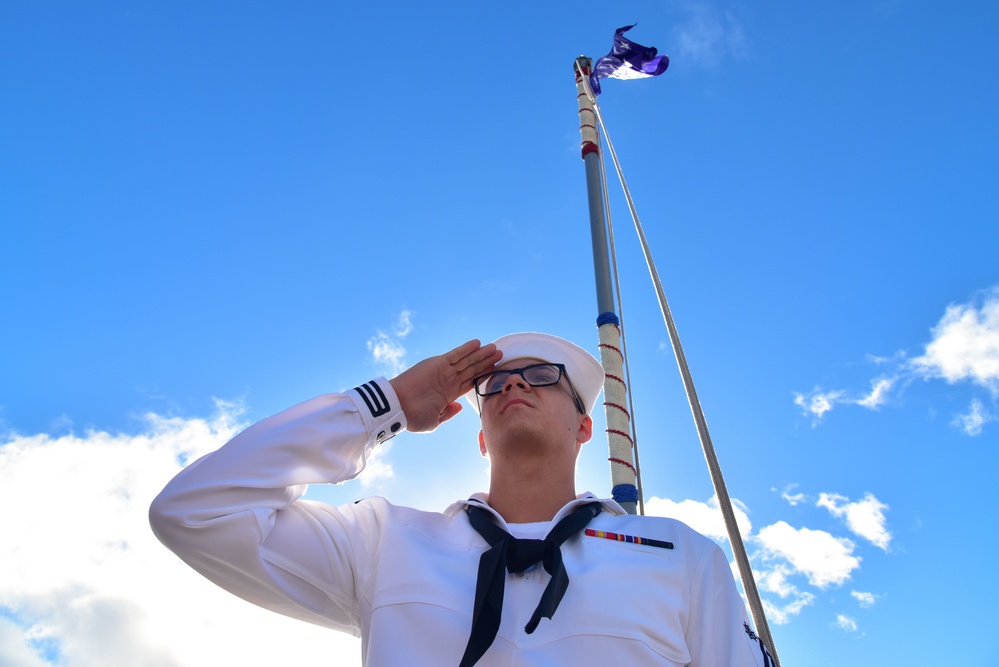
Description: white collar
xmin=443 ymin=492 xmax=626 ymax=530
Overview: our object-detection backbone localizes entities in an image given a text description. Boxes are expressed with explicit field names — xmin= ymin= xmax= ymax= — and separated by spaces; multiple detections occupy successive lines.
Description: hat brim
xmin=464 ymin=332 xmax=604 ymax=415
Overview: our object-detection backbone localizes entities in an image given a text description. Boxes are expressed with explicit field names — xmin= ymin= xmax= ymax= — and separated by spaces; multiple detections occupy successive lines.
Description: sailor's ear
xmin=576 ymin=415 xmax=593 ymax=445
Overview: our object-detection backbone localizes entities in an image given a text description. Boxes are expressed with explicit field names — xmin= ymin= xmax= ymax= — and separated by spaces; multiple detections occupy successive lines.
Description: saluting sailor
xmin=150 ymin=333 xmax=772 ymax=666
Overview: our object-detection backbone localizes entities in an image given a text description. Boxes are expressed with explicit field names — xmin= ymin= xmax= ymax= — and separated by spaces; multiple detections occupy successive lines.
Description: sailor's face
xmin=478 ymin=357 xmax=591 ymax=458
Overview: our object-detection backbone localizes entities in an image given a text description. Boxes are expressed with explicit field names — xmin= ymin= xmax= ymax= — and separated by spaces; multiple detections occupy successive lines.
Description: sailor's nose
xmin=502 ymin=372 xmax=532 ymax=394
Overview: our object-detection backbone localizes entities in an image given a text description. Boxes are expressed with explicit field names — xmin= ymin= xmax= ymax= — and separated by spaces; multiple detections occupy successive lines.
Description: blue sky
xmin=2 ymin=1 xmax=997 ymax=665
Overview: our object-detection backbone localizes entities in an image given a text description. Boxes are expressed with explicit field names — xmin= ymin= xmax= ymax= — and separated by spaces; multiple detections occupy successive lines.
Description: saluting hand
xmin=389 ymin=339 xmax=503 ymax=433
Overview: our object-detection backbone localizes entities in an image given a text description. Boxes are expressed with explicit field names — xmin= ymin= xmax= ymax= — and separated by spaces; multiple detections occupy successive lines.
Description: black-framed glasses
xmin=472 ymin=363 xmax=585 ymax=413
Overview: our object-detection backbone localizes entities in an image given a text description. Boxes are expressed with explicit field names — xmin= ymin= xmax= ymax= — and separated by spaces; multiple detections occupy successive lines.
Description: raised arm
xmin=148 ymin=339 xmax=500 ymax=631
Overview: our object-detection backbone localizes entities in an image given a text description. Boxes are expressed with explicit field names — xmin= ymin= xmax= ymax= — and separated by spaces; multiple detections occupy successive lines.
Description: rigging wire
xmin=576 ymin=62 xmax=782 ymax=667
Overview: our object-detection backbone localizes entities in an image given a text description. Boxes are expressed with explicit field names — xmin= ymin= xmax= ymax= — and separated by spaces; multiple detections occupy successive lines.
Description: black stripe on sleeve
xmin=354 ymin=381 xmax=390 ymax=418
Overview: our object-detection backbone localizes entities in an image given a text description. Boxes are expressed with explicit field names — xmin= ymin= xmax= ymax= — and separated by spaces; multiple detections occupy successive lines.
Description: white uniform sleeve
xmin=148 ymin=378 xmax=406 ymax=635
xmin=686 ymin=540 xmax=774 ymax=667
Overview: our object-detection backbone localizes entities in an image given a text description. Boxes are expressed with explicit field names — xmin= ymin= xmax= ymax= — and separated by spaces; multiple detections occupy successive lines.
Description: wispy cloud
xmin=0 ymin=407 xmax=361 ymax=666
xmin=756 ymin=563 xmax=816 ymax=625
xmin=851 ymin=590 xmax=877 ymax=608
xmin=951 ymin=398 xmax=994 ymax=436
xmin=817 ymin=492 xmax=891 ymax=551
xmin=361 ymin=312 xmax=413 ymax=485
xmin=367 ymin=310 xmax=413 ymax=376
xmin=776 ymin=483 xmax=807 ymax=506
xmin=794 ymin=376 xmax=896 ymax=423
xmin=793 ymin=388 xmax=846 ymax=420
xmin=856 ymin=377 xmax=897 ymax=408
xmin=794 ymin=286 xmax=999 ymax=434
xmin=669 ymin=1 xmax=749 ymax=68
xmin=835 ymin=614 xmax=859 ymax=632
xmin=358 ymin=441 xmax=396 ymax=488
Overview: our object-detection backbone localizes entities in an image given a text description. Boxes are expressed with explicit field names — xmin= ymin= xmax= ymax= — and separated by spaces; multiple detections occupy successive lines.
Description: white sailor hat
xmin=465 ymin=332 xmax=604 ymax=415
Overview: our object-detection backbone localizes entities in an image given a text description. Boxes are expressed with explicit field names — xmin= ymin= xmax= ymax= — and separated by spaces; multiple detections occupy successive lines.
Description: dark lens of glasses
xmin=474 ymin=364 xmax=564 ymax=396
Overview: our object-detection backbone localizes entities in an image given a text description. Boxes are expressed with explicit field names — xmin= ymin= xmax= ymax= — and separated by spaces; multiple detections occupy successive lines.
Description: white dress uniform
xmin=150 ymin=378 xmax=772 ymax=667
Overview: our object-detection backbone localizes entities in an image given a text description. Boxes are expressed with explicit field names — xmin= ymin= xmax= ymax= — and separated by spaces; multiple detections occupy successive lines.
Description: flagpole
xmin=574 ymin=30 xmax=781 ymax=665
xmin=575 ymin=56 xmax=640 ymax=516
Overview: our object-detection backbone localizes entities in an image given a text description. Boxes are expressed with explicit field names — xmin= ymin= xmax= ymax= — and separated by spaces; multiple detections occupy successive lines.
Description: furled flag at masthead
xmin=590 ymin=24 xmax=669 ymax=95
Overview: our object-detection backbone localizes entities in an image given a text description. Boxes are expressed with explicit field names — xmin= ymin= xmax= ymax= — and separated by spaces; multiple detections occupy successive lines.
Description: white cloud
xmin=48 ymin=413 xmax=73 ymax=433
xmin=756 ymin=563 xmax=797 ymax=598
xmin=794 ymin=388 xmax=845 ymax=420
xmin=645 ymin=495 xmax=752 ymax=542
xmin=649 ymin=496 xmax=834 ymax=626
xmin=670 ymin=1 xmax=748 ymax=68
xmin=794 ymin=287 xmax=999 ymax=432
xmin=646 ymin=491 xmax=894 ymax=628
xmin=358 ymin=440 xmax=395 ymax=488
xmin=777 ymin=484 xmax=806 ymax=506
xmin=756 ymin=521 xmax=860 ymax=588
xmin=835 ymin=614 xmax=858 ymax=632
xmin=867 ymin=351 xmax=907 ymax=366
xmin=783 ymin=493 xmax=806 ymax=506
xmin=367 ymin=310 xmax=414 ymax=376
xmin=0 ymin=407 xmax=362 ymax=667
xmin=851 ymin=590 xmax=876 ymax=608
xmin=951 ymin=398 xmax=994 ymax=436
xmin=762 ymin=594 xmax=815 ymax=626
xmin=755 ymin=563 xmax=815 ymax=625
xmin=817 ymin=492 xmax=891 ymax=551
xmin=795 ymin=377 xmax=897 ymax=422
xmin=911 ymin=288 xmax=999 ymax=392
xmin=856 ymin=376 xmax=896 ymax=409
xmin=0 ymin=615 xmax=50 ymax=667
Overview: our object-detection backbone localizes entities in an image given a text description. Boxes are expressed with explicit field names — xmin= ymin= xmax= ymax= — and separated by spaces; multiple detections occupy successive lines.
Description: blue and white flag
xmin=590 ymin=24 xmax=669 ymax=95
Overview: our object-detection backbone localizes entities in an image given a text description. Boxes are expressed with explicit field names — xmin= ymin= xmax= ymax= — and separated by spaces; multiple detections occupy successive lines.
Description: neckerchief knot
xmin=458 ymin=501 xmax=602 ymax=667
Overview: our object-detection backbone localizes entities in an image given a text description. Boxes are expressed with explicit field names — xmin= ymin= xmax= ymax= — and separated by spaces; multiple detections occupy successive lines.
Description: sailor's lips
xmin=500 ymin=397 xmax=533 ymax=413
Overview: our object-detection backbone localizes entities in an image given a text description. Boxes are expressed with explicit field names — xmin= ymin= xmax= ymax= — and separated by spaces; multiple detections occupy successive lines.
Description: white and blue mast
xmin=573 ymin=55 xmax=641 ymax=517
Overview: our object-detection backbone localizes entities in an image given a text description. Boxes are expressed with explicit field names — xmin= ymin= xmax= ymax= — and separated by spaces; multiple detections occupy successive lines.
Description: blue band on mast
xmin=611 ymin=484 xmax=639 ymax=503
xmin=596 ymin=312 xmax=620 ymax=326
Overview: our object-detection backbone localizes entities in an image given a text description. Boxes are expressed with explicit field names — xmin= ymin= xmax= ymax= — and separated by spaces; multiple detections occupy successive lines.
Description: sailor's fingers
xmin=444 ymin=340 xmax=503 ymax=391
xmin=446 ymin=340 xmax=502 ymax=373
xmin=443 ymin=339 xmax=483 ymax=365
